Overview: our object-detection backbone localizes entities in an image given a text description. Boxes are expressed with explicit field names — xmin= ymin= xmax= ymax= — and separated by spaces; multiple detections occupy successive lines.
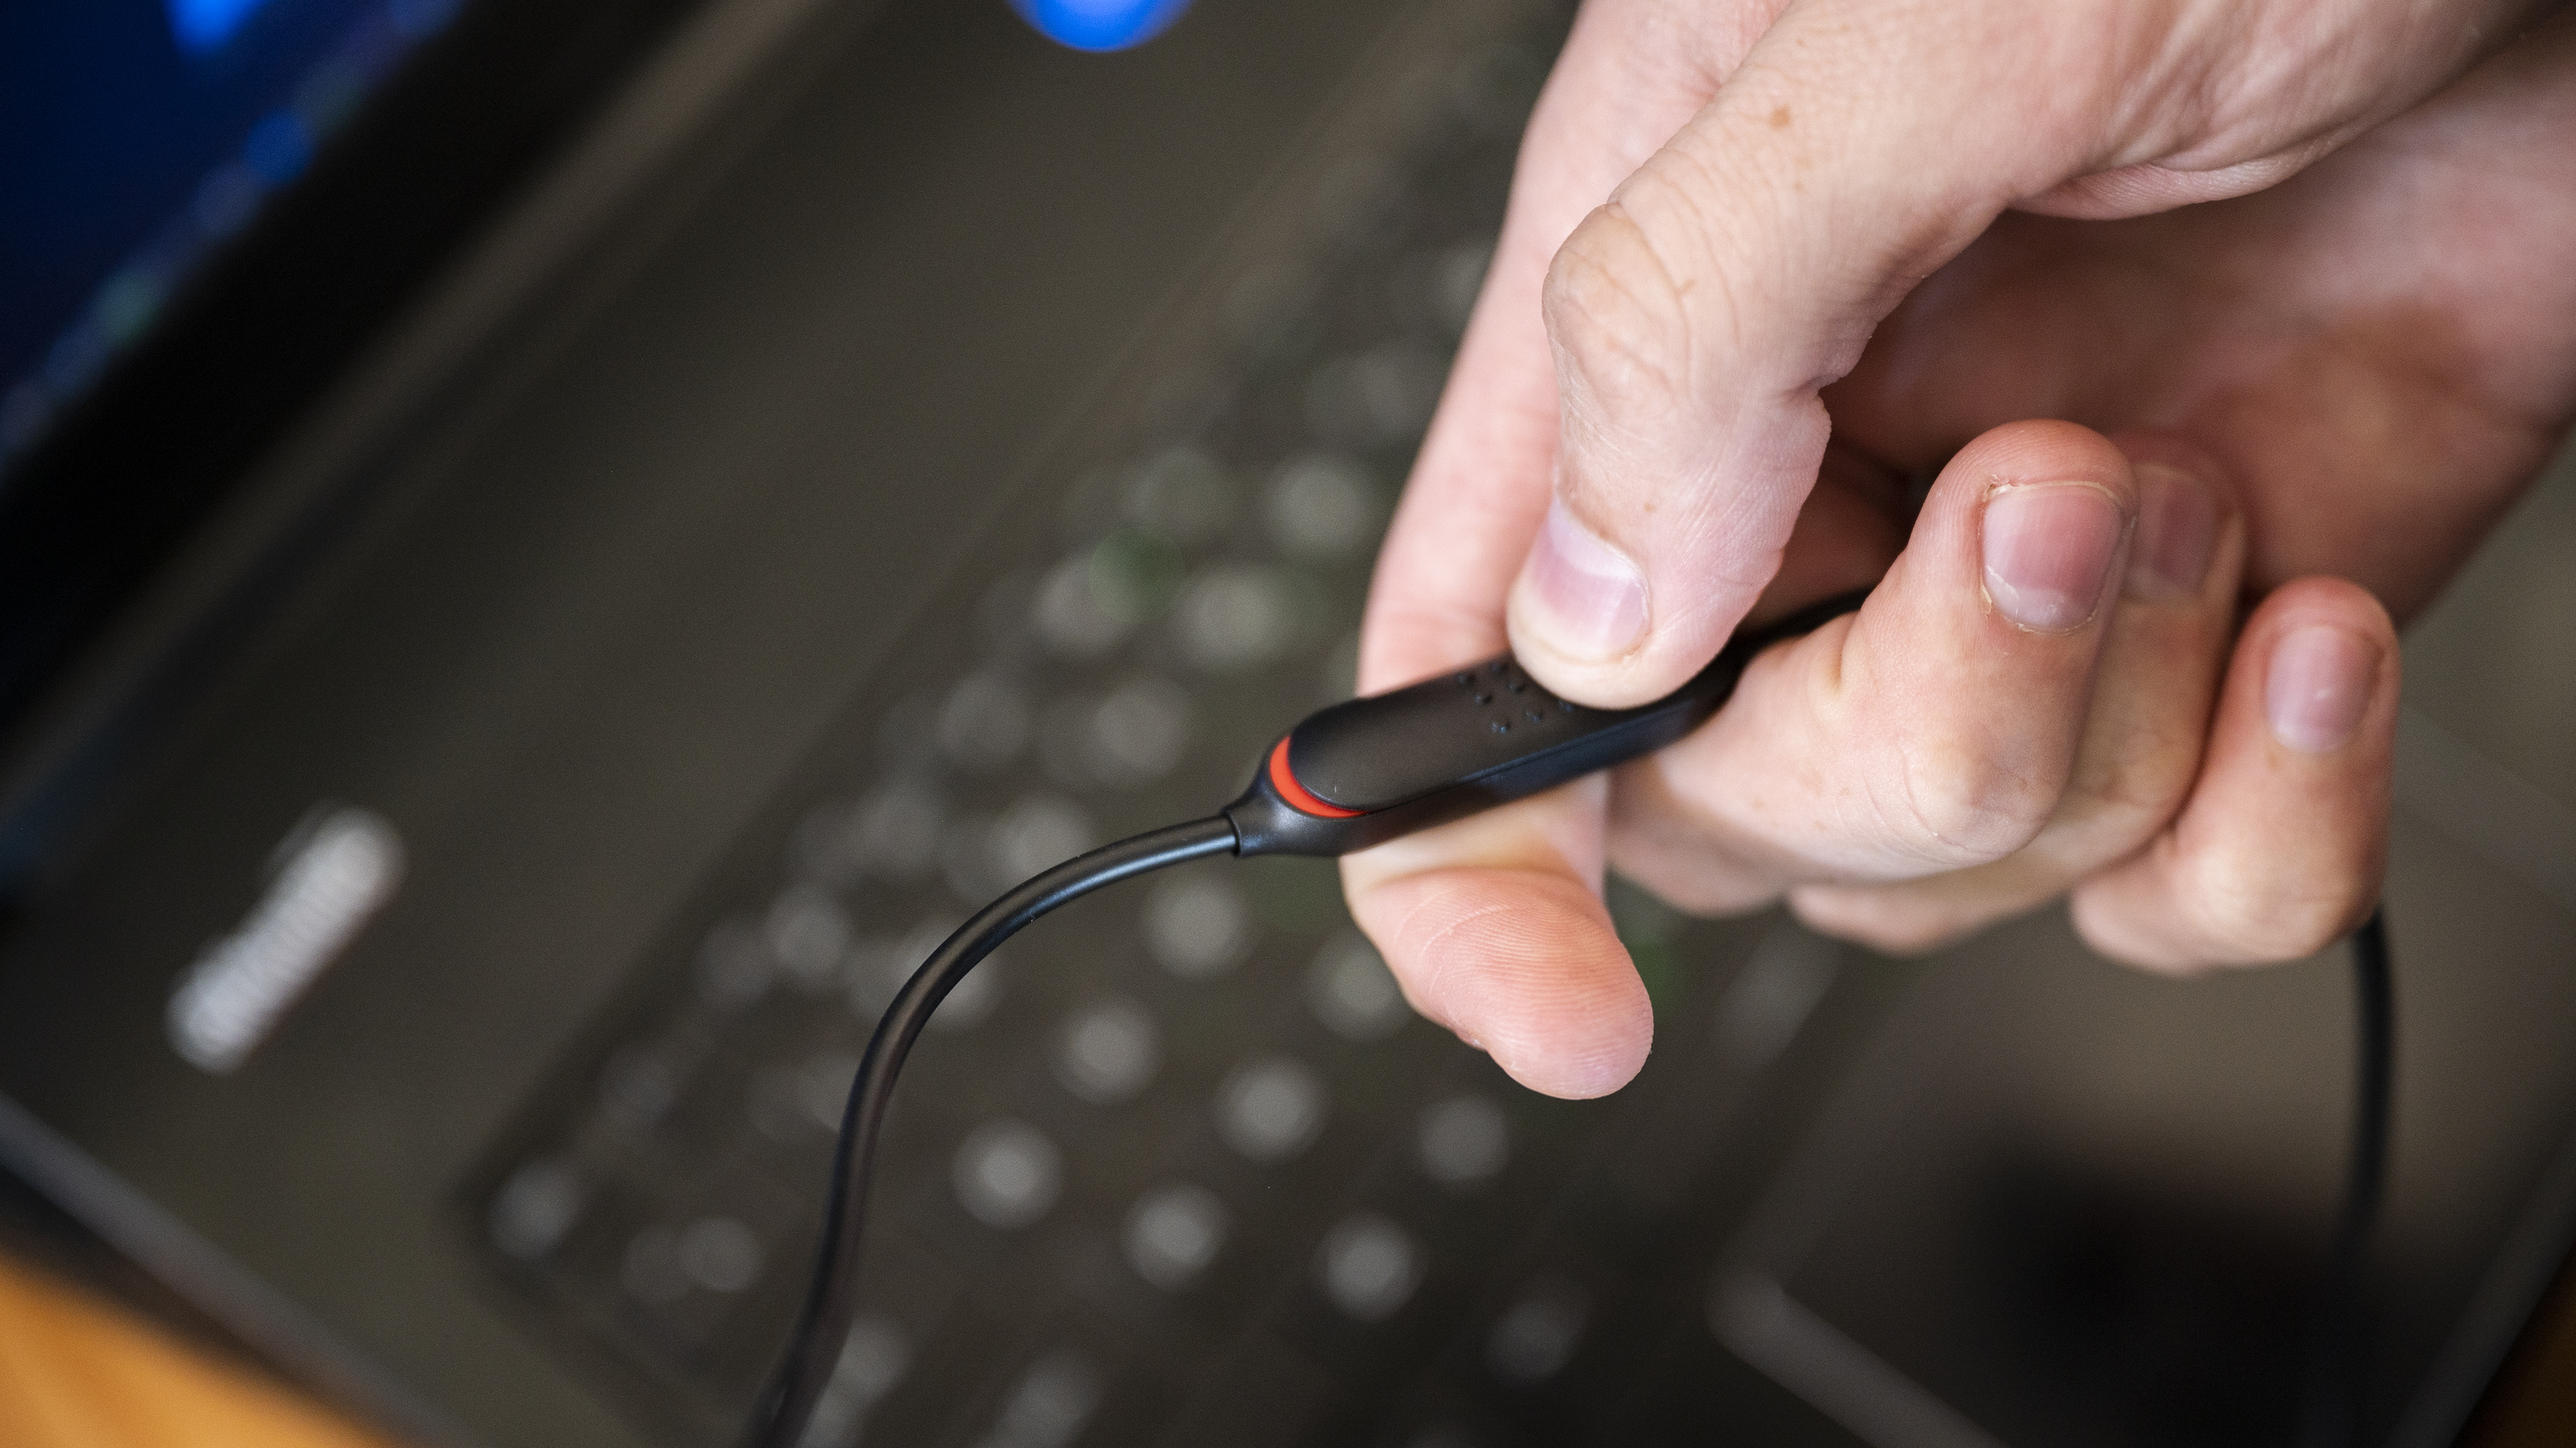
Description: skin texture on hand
xmin=1345 ymin=0 xmax=2576 ymax=1099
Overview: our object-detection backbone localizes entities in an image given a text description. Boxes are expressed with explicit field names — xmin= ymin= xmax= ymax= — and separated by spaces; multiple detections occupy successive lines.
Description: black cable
xmin=745 ymin=814 xmax=1239 ymax=1448
xmin=743 ymin=591 xmax=2399 ymax=1448
xmin=2299 ymin=908 xmax=2395 ymax=1448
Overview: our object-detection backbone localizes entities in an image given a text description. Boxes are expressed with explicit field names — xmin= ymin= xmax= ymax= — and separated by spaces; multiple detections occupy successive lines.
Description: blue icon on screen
xmin=168 ymin=0 xmax=281 ymax=53
xmin=1009 ymin=0 xmax=1195 ymax=52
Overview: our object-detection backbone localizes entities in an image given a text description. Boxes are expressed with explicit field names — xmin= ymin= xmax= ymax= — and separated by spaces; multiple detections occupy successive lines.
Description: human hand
xmin=1346 ymin=0 xmax=2576 ymax=1098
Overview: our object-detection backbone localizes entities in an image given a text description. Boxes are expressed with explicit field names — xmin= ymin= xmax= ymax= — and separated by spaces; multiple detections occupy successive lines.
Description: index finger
xmin=1359 ymin=0 xmax=1774 ymax=691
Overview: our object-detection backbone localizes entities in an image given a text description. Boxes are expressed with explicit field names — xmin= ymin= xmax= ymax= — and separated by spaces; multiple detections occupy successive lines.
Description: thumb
xmin=1504 ymin=0 xmax=2090 ymax=706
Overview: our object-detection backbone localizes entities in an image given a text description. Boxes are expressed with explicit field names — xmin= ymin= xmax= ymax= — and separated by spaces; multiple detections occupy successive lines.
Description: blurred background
xmin=0 ymin=1 xmax=2570 ymax=1445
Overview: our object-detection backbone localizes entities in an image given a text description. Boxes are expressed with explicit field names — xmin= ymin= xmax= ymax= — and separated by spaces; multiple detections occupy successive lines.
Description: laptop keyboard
xmin=468 ymin=10 xmax=1867 ymax=1444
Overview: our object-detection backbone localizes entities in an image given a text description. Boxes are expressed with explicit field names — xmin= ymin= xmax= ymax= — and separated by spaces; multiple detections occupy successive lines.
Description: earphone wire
xmin=746 ymin=815 xmax=1240 ymax=1448
xmin=743 ymin=769 xmax=2398 ymax=1448
xmin=2299 ymin=908 xmax=2395 ymax=1447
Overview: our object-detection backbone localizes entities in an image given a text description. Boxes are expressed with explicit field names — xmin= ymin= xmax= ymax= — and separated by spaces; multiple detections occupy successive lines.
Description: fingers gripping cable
xmin=746 ymin=588 xmax=2392 ymax=1448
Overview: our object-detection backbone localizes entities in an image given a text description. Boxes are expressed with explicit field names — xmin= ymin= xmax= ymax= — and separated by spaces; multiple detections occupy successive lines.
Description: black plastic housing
xmin=1226 ymin=590 xmax=1869 ymax=857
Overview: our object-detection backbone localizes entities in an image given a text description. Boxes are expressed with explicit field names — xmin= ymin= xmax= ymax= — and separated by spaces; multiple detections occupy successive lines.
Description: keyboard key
xmin=1302 ymin=344 xmax=1443 ymax=448
xmin=1714 ymin=926 xmax=1838 ymax=1071
xmin=1307 ymin=933 xmax=1406 ymax=1041
xmin=1054 ymin=997 xmax=1160 ymax=1105
xmin=1486 ymin=1276 xmax=1586 ymax=1386
xmin=1121 ymin=446 xmax=1236 ymax=545
xmin=939 ymin=671 xmax=1033 ymax=773
xmin=1217 ymin=1055 xmax=1326 ymax=1161
xmin=798 ymin=1315 xmax=910 ymax=1448
xmin=968 ymin=1349 xmax=1099 ymax=1448
xmin=1096 ymin=530 xmax=1189 ymax=626
xmin=1144 ymin=873 xmax=1250 ymax=979
xmin=766 ymin=883 xmax=852 ymax=992
xmin=1176 ymin=565 xmax=1297 ymax=672
xmin=1123 ymin=1182 xmax=1228 ymax=1290
xmin=600 ymin=1042 xmax=685 ymax=1133
xmin=949 ymin=796 xmax=1095 ymax=899
xmin=677 ymin=1215 xmax=763 ymax=1293
xmin=799 ymin=1051 xmax=858 ymax=1131
xmin=489 ymin=1156 xmax=586 ymax=1261
xmin=1033 ymin=552 xmax=1133 ymax=659
xmin=750 ymin=1049 xmax=857 ymax=1143
xmin=1088 ymin=676 xmax=1193 ymax=784
xmin=1416 ymin=1095 xmax=1508 ymax=1189
xmin=796 ymin=777 xmax=947 ymax=888
xmin=953 ymin=1119 xmax=1063 ymax=1230
xmin=1264 ymin=453 xmax=1381 ymax=562
xmin=1316 ymin=1212 xmax=1421 ymax=1322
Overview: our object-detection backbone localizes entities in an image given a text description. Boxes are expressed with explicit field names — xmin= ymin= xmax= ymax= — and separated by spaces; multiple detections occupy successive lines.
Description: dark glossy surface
xmin=1287 ymin=655 xmax=1605 ymax=814
xmin=1240 ymin=592 xmax=1867 ymax=857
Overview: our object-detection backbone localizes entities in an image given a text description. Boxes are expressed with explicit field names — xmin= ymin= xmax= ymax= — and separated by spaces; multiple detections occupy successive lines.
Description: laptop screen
xmin=0 ymin=0 xmax=466 ymax=480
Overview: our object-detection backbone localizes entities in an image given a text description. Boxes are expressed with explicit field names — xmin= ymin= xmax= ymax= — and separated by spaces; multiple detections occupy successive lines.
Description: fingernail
xmin=1982 ymin=482 xmax=2126 ymax=632
xmin=2125 ymin=463 xmax=2219 ymax=601
xmin=1522 ymin=496 xmax=1648 ymax=661
xmin=2266 ymin=625 xmax=2377 ymax=753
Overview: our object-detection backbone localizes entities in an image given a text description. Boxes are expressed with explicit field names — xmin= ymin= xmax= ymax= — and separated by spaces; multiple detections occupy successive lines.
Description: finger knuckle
xmin=1875 ymin=746 xmax=2057 ymax=870
xmin=2184 ymin=864 xmax=2374 ymax=965
xmin=1542 ymin=203 xmax=1694 ymax=424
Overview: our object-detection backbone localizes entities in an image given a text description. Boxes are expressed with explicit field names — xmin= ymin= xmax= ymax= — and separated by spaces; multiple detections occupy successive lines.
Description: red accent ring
xmin=1267 ymin=737 xmax=1365 ymax=818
